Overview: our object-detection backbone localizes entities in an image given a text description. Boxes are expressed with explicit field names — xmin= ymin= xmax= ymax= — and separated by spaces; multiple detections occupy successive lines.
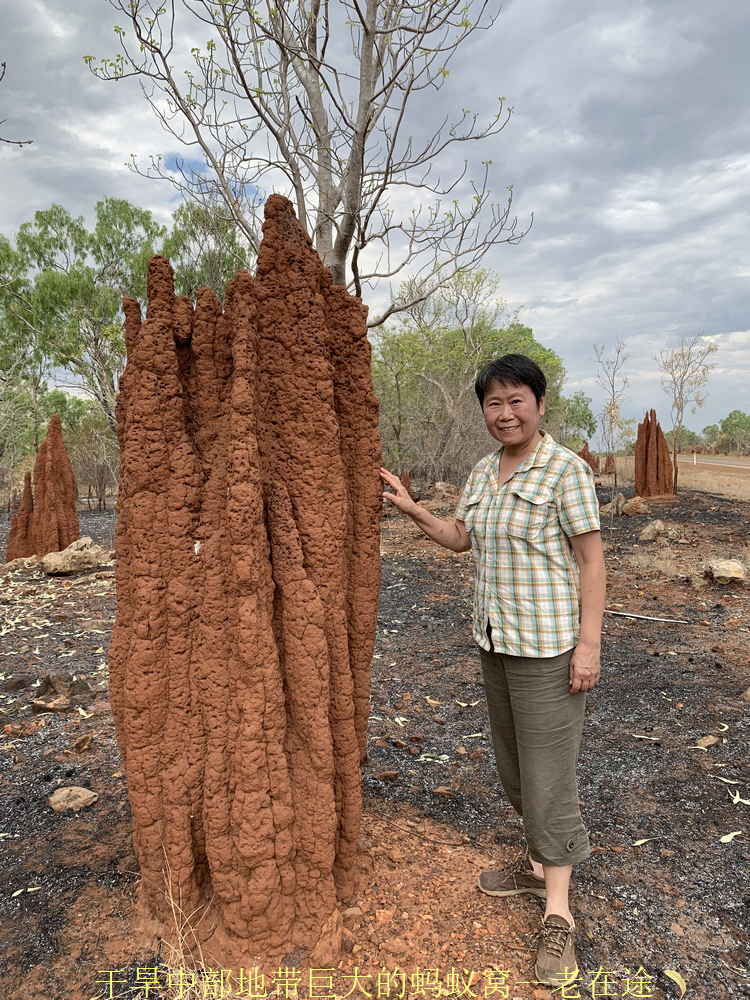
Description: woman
xmin=380 ymin=353 xmax=605 ymax=986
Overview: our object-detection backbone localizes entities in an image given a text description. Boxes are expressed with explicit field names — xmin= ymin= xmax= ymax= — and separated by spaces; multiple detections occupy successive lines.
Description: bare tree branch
xmin=87 ymin=1 xmax=528 ymax=319
xmin=654 ymin=332 xmax=718 ymax=492
xmin=0 ymin=63 xmax=33 ymax=146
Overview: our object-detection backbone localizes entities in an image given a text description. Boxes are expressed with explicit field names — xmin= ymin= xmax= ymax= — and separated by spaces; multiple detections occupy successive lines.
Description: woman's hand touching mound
xmin=380 ymin=467 xmax=418 ymax=515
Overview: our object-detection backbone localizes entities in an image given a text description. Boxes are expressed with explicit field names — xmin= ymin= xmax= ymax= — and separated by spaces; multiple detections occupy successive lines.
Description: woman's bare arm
xmin=380 ymin=468 xmax=472 ymax=553
xmin=568 ymin=529 xmax=606 ymax=693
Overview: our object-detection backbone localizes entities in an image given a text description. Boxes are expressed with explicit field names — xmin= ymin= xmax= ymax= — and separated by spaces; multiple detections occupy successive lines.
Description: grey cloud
xmin=1 ymin=0 xmax=748 ymax=427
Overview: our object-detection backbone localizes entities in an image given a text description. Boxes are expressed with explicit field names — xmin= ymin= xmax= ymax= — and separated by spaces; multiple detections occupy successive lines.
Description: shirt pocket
xmin=459 ymin=494 xmax=483 ymax=532
xmin=506 ymin=486 xmax=554 ymax=539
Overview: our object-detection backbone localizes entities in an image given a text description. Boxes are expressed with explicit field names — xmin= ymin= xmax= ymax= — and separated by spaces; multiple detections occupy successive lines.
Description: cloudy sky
xmin=1 ymin=0 xmax=748 ymax=433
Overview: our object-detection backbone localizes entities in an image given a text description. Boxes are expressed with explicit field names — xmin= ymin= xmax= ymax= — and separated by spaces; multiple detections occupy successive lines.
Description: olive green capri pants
xmin=479 ymin=644 xmax=590 ymax=867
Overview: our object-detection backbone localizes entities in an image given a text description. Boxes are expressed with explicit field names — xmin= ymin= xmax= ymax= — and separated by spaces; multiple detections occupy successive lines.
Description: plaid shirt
xmin=455 ymin=433 xmax=600 ymax=657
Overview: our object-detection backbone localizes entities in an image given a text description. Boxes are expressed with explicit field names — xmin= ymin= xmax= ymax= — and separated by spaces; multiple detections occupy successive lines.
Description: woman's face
xmin=482 ymin=380 xmax=545 ymax=450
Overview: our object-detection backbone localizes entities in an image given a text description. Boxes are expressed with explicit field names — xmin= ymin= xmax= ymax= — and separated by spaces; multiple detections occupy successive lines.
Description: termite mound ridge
xmin=577 ymin=442 xmax=600 ymax=474
xmin=110 ymin=194 xmax=382 ymax=964
xmin=5 ymin=471 xmax=35 ymax=561
xmin=635 ymin=409 xmax=675 ymax=497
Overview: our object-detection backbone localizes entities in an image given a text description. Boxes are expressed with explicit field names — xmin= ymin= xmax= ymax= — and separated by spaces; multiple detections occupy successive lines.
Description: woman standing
xmin=380 ymin=353 xmax=605 ymax=987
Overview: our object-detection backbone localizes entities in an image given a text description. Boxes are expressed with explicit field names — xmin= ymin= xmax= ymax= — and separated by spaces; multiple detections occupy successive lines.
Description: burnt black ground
xmin=0 ymin=489 xmax=749 ymax=998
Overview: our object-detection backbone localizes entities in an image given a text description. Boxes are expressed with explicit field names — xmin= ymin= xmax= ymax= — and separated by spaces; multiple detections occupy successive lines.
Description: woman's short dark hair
xmin=475 ymin=354 xmax=547 ymax=407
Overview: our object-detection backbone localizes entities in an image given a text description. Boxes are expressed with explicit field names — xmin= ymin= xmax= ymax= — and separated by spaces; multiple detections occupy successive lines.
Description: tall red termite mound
xmin=110 ymin=195 xmax=382 ymax=962
xmin=32 ymin=414 xmax=80 ymax=557
xmin=577 ymin=442 xmax=600 ymax=473
xmin=604 ymin=454 xmax=615 ymax=476
xmin=5 ymin=471 xmax=35 ymax=561
xmin=635 ymin=409 xmax=674 ymax=496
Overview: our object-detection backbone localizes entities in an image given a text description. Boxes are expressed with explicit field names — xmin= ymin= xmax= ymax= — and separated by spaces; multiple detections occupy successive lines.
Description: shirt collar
xmin=487 ymin=431 xmax=555 ymax=489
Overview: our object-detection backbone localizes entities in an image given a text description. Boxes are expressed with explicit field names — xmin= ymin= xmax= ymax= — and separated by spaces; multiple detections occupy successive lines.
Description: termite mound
xmin=111 ymin=195 xmax=382 ymax=962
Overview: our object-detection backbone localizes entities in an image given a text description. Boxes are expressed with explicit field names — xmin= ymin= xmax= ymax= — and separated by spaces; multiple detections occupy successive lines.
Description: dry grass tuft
xmin=122 ymin=851 xmax=224 ymax=1000
xmin=628 ymin=547 xmax=687 ymax=580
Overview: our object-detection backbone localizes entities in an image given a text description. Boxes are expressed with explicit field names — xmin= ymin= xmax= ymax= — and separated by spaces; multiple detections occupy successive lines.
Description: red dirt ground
xmin=0 ymin=489 xmax=748 ymax=999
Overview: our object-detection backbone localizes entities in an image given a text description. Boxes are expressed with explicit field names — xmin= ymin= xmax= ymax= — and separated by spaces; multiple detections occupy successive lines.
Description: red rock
xmin=634 ymin=409 xmax=674 ymax=497
xmin=110 ymin=196 xmax=381 ymax=963
xmin=5 ymin=471 xmax=35 ymax=561
xmin=577 ymin=442 xmax=600 ymax=473
xmin=32 ymin=415 xmax=80 ymax=557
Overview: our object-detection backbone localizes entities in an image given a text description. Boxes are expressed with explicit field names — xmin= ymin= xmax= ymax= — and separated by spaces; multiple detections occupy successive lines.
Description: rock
xmin=342 ymin=906 xmax=363 ymax=920
xmin=705 ymin=559 xmax=745 ymax=586
xmin=379 ymin=937 xmax=409 ymax=955
xmin=432 ymin=785 xmax=452 ymax=796
xmin=373 ymin=770 xmax=399 ymax=781
xmin=1 ymin=555 xmax=39 ymax=573
xmin=47 ymin=786 xmax=99 ymax=813
xmin=634 ymin=409 xmax=674 ymax=496
xmin=36 ymin=674 xmax=70 ymax=699
xmin=33 ymin=695 xmax=71 ymax=714
xmin=665 ymin=527 xmax=682 ymax=540
xmin=5 ymin=471 xmax=35 ymax=561
xmin=110 ymin=196 xmax=382 ymax=956
xmin=68 ymin=678 xmax=94 ymax=702
xmin=600 ymin=493 xmax=626 ymax=516
xmin=32 ymin=414 xmax=80 ymax=557
xmin=40 ymin=537 xmax=110 ymax=575
xmin=639 ymin=520 xmax=665 ymax=541
xmin=428 ymin=481 xmax=461 ymax=502
xmin=696 ymin=735 xmax=719 ymax=748
xmin=622 ymin=496 xmax=650 ymax=516
xmin=308 ymin=908 xmax=344 ymax=966
xmin=3 ymin=676 xmax=30 ymax=693
xmin=740 ymin=687 xmax=750 ymax=703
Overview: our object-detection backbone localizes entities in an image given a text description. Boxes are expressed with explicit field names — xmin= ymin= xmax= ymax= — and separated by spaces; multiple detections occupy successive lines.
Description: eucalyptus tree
xmin=87 ymin=0 xmax=527 ymax=323
xmin=162 ymin=199 xmax=255 ymax=303
xmin=0 ymin=199 xmax=165 ymax=432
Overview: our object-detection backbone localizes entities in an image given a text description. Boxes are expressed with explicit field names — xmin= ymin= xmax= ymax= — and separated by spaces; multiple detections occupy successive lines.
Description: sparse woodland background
xmin=0 ymin=197 xmax=747 ymax=508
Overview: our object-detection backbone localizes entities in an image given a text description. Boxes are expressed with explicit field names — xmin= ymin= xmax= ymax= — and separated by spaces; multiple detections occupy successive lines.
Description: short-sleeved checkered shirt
xmin=455 ymin=432 xmax=600 ymax=657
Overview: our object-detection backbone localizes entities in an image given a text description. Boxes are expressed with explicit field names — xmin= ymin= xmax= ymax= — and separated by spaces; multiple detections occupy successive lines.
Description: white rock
xmin=40 ymin=537 xmax=110 ymax=575
xmin=705 ymin=559 xmax=745 ymax=586
xmin=600 ymin=493 xmax=626 ymax=516
xmin=639 ymin=520 xmax=665 ymax=542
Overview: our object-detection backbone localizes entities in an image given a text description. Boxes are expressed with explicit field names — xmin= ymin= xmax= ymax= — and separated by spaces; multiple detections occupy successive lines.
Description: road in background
xmin=676 ymin=455 xmax=750 ymax=472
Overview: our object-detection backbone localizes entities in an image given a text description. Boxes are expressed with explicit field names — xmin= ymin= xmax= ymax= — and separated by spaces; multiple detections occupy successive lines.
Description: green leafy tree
xmin=0 ymin=199 xmax=165 ymax=432
xmin=551 ymin=391 xmax=597 ymax=452
xmin=373 ymin=270 xmax=566 ymax=483
xmin=65 ymin=403 xmax=120 ymax=510
xmin=162 ymin=200 xmax=255 ymax=303
xmin=719 ymin=410 xmax=750 ymax=453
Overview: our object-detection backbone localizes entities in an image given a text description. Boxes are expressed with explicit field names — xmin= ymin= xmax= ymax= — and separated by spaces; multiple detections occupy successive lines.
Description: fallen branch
xmin=604 ymin=609 xmax=690 ymax=625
